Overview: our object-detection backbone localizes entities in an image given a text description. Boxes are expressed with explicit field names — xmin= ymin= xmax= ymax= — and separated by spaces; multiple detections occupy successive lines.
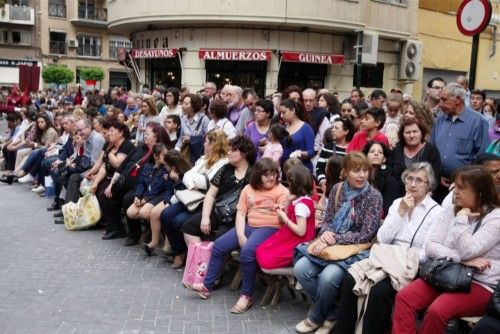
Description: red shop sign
xmin=281 ymin=51 xmax=345 ymax=65
xmin=198 ymin=49 xmax=272 ymax=61
xmin=130 ymin=48 xmax=178 ymax=59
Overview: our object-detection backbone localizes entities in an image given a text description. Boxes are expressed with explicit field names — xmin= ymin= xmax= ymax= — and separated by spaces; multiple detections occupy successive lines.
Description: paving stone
xmin=0 ymin=183 xmax=308 ymax=333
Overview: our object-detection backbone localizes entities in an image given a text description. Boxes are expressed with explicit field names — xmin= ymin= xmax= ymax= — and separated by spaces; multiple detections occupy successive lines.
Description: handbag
xmin=111 ymin=151 xmax=151 ymax=194
xmin=307 ymin=182 xmax=373 ymax=261
xmin=213 ymin=190 xmax=240 ymax=226
xmin=419 ymin=207 xmax=493 ymax=292
xmin=175 ymin=188 xmax=206 ymax=212
xmin=487 ymin=281 xmax=500 ymax=318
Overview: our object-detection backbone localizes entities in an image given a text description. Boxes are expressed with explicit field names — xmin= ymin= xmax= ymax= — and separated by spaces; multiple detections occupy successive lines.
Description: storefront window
xmin=205 ymin=60 xmax=266 ymax=97
xmin=147 ymin=57 xmax=181 ymax=89
xmin=278 ymin=62 xmax=327 ymax=91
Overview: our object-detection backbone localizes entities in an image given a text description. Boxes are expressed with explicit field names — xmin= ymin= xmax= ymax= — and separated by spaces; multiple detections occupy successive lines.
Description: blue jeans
xmin=22 ymin=147 xmax=47 ymax=177
xmin=160 ymin=203 xmax=193 ymax=255
xmin=294 ymin=257 xmax=347 ymax=324
xmin=39 ymin=155 xmax=57 ymax=186
xmin=204 ymin=225 xmax=277 ymax=297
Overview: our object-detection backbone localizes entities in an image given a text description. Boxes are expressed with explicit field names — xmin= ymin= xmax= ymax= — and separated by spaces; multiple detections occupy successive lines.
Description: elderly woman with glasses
xmin=334 ymin=162 xmax=443 ymax=334
xmin=189 ymin=158 xmax=288 ymax=314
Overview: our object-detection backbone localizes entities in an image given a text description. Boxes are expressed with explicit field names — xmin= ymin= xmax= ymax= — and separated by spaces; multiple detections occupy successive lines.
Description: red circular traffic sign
xmin=456 ymin=0 xmax=492 ymax=36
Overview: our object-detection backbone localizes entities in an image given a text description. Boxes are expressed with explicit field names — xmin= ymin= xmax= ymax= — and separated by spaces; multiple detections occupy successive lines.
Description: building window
xmin=11 ymin=30 xmax=30 ymax=45
xmin=0 ymin=30 xmax=8 ymax=44
xmin=48 ymin=0 xmax=66 ymax=18
xmin=109 ymin=40 xmax=132 ymax=59
xmin=49 ymin=32 xmax=66 ymax=55
xmin=78 ymin=0 xmax=107 ymax=21
xmin=353 ymin=63 xmax=385 ymax=88
xmin=76 ymin=34 xmax=101 ymax=57
xmin=10 ymin=0 xmax=29 ymax=6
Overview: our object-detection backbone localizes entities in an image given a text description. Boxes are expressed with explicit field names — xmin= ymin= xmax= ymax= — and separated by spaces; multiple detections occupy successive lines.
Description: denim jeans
xmin=22 ymin=147 xmax=47 ymax=176
xmin=294 ymin=256 xmax=346 ymax=324
xmin=160 ymin=202 xmax=193 ymax=255
xmin=204 ymin=225 xmax=277 ymax=297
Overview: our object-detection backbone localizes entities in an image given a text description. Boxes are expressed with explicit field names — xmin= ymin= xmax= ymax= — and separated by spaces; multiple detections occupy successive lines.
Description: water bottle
xmin=45 ymin=175 xmax=55 ymax=200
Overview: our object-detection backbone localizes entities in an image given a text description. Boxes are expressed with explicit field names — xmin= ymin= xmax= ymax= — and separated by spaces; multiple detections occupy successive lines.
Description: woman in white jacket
xmin=334 ymin=162 xmax=443 ymax=334
xmin=156 ymin=130 xmax=228 ymax=268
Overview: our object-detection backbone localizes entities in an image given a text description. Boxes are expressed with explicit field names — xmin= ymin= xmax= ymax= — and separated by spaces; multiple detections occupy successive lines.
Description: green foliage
xmin=42 ymin=65 xmax=74 ymax=85
xmin=79 ymin=67 xmax=105 ymax=81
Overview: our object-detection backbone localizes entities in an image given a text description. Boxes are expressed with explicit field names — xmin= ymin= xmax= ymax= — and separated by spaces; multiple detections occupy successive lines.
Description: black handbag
xmin=213 ymin=190 xmax=240 ymax=226
xmin=487 ymin=281 xmax=500 ymax=318
xmin=419 ymin=207 xmax=493 ymax=292
xmin=419 ymin=258 xmax=474 ymax=292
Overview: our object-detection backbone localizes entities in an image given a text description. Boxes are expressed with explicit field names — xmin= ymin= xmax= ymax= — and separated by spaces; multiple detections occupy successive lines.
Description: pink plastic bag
xmin=182 ymin=241 xmax=214 ymax=287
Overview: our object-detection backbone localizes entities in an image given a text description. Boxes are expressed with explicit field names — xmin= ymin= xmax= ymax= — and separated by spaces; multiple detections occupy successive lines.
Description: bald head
xmin=302 ymin=88 xmax=317 ymax=112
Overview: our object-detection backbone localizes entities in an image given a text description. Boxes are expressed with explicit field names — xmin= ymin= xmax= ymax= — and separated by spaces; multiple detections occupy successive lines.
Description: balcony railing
xmin=9 ymin=5 xmax=32 ymax=21
xmin=77 ymin=6 xmax=107 ymax=21
xmin=49 ymin=40 xmax=67 ymax=55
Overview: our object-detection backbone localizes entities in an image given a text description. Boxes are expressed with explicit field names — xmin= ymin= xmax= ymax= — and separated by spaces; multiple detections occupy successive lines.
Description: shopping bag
xmin=62 ymin=194 xmax=101 ymax=231
xmin=182 ymin=241 xmax=214 ymax=287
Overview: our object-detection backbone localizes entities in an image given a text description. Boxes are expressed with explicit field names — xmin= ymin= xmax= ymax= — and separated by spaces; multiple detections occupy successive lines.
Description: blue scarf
xmin=330 ymin=181 xmax=370 ymax=234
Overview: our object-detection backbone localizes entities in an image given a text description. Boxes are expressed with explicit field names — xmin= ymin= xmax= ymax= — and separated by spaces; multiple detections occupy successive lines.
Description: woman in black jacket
xmin=389 ymin=117 xmax=441 ymax=194
xmin=363 ymin=140 xmax=401 ymax=216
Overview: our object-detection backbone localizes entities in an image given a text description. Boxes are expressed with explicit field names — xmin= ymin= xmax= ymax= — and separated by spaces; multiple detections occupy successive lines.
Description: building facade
xmin=108 ymin=0 xmax=420 ymax=99
xmin=0 ymin=0 xmax=39 ymax=87
xmin=39 ymin=0 xmax=131 ymax=89
xmin=417 ymin=0 xmax=500 ymax=99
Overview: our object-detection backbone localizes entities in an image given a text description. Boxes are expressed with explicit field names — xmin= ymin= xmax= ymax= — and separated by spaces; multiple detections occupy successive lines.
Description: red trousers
xmin=392 ymin=278 xmax=492 ymax=334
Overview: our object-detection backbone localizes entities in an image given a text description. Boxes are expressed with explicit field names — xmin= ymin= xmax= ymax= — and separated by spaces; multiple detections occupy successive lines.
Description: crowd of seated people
xmin=0 ymin=78 xmax=499 ymax=334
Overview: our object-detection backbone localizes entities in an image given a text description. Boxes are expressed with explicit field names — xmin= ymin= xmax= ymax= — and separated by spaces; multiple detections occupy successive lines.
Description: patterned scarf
xmin=330 ymin=181 xmax=369 ymax=234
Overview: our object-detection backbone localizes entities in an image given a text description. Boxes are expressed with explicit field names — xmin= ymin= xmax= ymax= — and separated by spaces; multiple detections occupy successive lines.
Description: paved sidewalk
xmin=0 ymin=183 xmax=309 ymax=333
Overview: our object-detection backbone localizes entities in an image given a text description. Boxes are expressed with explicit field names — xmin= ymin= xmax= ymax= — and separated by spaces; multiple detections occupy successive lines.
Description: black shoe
xmin=124 ymin=237 xmax=139 ymax=247
xmin=47 ymin=201 xmax=62 ymax=211
xmin=54 ymin=218 xmax=64 ymax=224
xmin=142 ymin=242 xmax=155 ymax=256
xmin=53 ymin=212 xmax=63 ymax=218
xmin=0 ymin=175 xmax=14 ymax=185
xmin=102 ymin=230 xmax=127 ymax=240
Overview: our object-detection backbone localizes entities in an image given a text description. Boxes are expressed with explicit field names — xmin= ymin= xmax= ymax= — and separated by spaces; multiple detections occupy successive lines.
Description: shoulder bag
xmin=419 ymin=207 xmax=493 ymax=292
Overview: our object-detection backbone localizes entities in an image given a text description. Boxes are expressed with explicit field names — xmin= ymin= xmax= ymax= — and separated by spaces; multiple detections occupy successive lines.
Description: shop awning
xmin=281 ymin=51 xmax=345 ymax=65
xmin=129 ymin=48 xmax=178 ymax=59
xmin=198 ymin=49 xmax=272 ymax=61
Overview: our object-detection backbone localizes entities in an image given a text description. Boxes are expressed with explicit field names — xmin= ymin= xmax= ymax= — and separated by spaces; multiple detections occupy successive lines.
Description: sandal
xmin=230 ymin=295 xmax=253 ymax=314
xmin=188 ymin=282 xmax=210 ymax=300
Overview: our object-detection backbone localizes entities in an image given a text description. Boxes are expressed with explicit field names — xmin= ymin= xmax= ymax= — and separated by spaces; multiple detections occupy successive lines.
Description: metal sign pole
xmin=469 ymin=34 xmax=479 ymax=90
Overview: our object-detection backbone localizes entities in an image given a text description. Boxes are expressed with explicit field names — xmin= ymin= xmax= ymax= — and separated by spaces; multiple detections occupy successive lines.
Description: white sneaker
xmin=18 ymin=174 xmax=35 ymax=184
xmin=315 ymin=320 xmax=336 ymax=334
xmin=32 ymin=185 xmax=45 ymax=193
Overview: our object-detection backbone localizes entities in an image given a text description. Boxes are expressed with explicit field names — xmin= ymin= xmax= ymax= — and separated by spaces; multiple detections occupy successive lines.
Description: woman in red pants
xmin=392 ymin=165 xmax=500 ymax=334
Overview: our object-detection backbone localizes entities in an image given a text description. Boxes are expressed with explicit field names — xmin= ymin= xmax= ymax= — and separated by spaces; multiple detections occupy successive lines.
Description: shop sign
xmin=129 ymin=48 xmax=178 ymax=59
xmin=281 ymin=52 xmax=345 ymax=65
xmin=0 ymin=59 xmax=38 ymax=67
xmin=198 ymin=49 xmax=272 ymax=61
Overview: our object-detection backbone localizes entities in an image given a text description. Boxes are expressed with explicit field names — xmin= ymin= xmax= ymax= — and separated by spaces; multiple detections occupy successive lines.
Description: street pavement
xmin=0 ymin=183 xmax=309 ymax=333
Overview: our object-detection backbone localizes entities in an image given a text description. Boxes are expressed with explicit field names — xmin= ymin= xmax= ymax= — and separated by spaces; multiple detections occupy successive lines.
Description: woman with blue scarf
xmin=293 ymin=152 xmax=383 ymax=334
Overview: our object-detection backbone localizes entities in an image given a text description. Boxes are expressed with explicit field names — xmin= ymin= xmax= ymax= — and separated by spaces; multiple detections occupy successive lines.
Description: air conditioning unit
xmin=68 ymin=39 xmax=79 ymax=48
xmin=398 ymin=40 xmax=422 ymax=81
xmin=361 ymin=31 xmax=379 ymax=65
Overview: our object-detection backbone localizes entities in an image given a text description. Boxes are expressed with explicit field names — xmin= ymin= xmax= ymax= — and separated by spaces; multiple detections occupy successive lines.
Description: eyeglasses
xmin=405 ymin=176 xmax=428 ymax=186
xmin=431 ymin=86 xmax=444 ymax=90
xmin=341 ymin=108 xmax=352 ymax=112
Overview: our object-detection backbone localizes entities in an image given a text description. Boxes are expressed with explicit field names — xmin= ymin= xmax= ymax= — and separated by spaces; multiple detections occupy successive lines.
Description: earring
xmin=381 ymin=164 xmax=387 ymax=170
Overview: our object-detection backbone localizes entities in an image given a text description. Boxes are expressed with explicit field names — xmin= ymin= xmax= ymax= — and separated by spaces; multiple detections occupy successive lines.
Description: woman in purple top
xmin=279 ymin=99 xmax=315 ymax=171
xmin=244 ymin=99 xmax=273 ymax=160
